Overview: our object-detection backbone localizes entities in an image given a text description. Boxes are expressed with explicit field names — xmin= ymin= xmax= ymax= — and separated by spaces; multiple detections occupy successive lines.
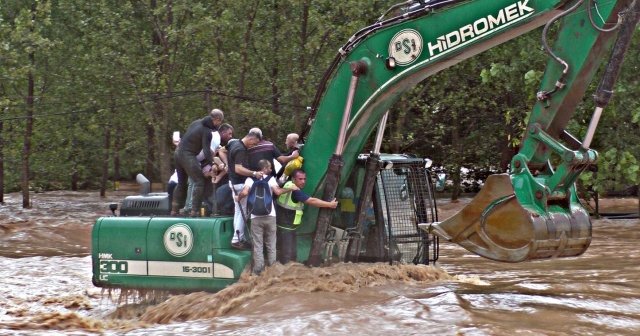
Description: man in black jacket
xmin=171 ymin=109 xmax=224 ymax=217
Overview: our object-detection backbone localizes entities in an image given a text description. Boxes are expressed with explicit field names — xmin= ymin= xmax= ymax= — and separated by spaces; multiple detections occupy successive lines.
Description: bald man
xmin=171 ymin=108 xmax=224 ymax=217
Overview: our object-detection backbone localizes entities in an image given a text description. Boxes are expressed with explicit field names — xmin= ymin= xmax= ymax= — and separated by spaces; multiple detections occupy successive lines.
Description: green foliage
xmin=0 ymin=0 xmax=637 ymax=198
xmin=580 ymin=148 xmax=639 ymax=194
xmin=573 ymin=26 xmax=640 ymax=195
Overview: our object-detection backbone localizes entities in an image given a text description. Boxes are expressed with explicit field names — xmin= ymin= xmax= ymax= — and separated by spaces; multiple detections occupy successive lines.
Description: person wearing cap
xmin=171 ymin=109 xmax=224 ymax=217
xmin=226 ymin=129 xmax=263 ymax=249
xmin=246 ymin=128 xmax=299 ymax=178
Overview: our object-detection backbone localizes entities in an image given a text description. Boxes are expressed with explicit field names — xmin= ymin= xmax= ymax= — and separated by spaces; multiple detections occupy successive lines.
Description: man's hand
xmin=202 ymin=164 xmax=213 ymax=177
xmin=288 ymin=184 xmax=300 ymax=191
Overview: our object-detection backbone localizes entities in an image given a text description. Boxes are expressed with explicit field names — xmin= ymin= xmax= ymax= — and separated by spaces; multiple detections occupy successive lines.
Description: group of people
xmin=169 ymin=109 xmax=338 ymax=275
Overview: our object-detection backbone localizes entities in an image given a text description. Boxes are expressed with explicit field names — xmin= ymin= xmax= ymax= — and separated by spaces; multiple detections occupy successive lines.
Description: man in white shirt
xmin=234 ymin=159 xmax=297 ymax=274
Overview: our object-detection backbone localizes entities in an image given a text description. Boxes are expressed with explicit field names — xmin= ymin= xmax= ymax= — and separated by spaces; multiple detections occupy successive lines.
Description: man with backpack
xmin=234 ymin=159 xmax=298 ymax=275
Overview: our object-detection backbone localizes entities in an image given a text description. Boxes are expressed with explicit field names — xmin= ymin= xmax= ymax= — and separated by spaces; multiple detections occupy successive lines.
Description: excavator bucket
xmin=426 ymin=174 xmax=591 ymax=262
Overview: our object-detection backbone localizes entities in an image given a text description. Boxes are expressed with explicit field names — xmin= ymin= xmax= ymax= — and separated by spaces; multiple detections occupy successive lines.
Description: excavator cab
xmin=330 ymin=154 xmax=439 ymax=265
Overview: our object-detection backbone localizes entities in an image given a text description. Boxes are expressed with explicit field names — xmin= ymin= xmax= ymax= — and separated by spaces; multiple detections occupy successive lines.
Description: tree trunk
xmin=113 ymin=126 xmax=121 ymax=182
xmin=500 ymin=94 xmax=518 ymax=171
xmin=145 ymin=123 xmax=155 ymax=182
xmin=148 ymin=0 xmax=174 ymax=186
xmin=500 ymin=131 xmax=518 ymax=172
xmin=450 ymin=164 xmax=462 ymax=201
xmin=270 ymin=0 xmax=281 ymax=117
xmin=292 ymin=0 xmax=310 ymax=130
xmin=237 ymin=2 xmax=260 ymax=96
xmin=21 ymin=53 xmax=35 ymax=208
xmin=100 ymin=101 xmax=114 ymax=197
xmin=0 ymin=119 xmax=4 ymax=204
xmin=69 ymin=105 xmax=79 ymax=191
xmin=204 ymin=85 xmax=212 ymax=113
xmin=389 ymin=101 xmax=408 ymax=153
xmin=71 ymin=136 xmax=78 ymax=191
xmin=450 ymin=113 xmax=461 ymax=201
xmin=100 ymin=127 xmax=111 ymax=197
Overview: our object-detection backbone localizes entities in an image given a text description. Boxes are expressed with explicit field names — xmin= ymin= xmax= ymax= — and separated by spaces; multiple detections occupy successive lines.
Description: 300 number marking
xmin=100 ymin=260 xmax=129 ymax=274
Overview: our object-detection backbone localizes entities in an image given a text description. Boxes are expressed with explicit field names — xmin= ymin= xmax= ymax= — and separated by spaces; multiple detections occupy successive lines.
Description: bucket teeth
xmin=425 ymin=174 xmax=591 ymax=262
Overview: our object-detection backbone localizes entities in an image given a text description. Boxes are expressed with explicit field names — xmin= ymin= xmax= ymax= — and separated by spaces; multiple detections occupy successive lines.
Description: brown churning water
xmin=0 ymin=191 xmax=638 ymax=335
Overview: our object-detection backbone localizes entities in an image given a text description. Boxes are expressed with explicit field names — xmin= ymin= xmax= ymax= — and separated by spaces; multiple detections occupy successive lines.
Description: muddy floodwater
xmin=0 ymin=190 xmax=638 ymax=335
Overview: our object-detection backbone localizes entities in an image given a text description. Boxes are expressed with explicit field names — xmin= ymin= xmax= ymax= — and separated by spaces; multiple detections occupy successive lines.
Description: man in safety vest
xmin=276 ymin=169 xmax=338 ymax=264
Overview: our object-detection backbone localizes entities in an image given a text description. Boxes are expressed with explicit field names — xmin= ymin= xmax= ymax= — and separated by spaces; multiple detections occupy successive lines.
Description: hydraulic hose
xmin=537 ymin=0 xmax=586 ymax=101
xmin=587 ymin=0 xmax=625 ymax=32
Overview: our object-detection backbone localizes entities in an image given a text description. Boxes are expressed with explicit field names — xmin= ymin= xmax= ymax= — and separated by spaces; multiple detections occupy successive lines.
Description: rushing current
xmin=0 ymin=189 xmax=638 ymax=335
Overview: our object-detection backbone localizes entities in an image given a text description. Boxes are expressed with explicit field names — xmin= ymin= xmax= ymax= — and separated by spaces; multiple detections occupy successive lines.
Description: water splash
xmin=138 ymin=262 xmax=454 ymax=324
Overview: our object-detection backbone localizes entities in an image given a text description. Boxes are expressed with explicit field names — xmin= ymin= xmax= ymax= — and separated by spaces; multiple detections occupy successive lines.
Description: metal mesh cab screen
xmin=377 ymin=163 xmax=438 ymax=264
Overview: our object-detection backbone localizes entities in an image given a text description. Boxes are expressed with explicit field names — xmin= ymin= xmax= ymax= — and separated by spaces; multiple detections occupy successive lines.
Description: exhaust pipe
xmin=136 ymin=173 xmax=151 ymax=196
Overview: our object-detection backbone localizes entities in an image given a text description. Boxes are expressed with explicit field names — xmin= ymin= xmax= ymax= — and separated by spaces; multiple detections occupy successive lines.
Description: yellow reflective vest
xmin=276 ymin=181 xmax=305 ymax=229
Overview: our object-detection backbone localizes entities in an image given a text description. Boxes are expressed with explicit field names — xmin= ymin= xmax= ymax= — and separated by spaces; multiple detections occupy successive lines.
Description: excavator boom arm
xmin=298 ymin=0 xmax=636 ymax=263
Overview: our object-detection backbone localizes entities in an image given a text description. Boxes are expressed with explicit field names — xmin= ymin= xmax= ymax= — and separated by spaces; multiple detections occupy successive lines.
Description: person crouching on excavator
xmin=171 ymin=109 xmax=224 ymax=217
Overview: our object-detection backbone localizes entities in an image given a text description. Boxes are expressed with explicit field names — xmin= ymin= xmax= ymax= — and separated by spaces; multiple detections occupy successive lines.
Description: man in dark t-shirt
xmin=246 ymin=128 xmax=299 ymax=177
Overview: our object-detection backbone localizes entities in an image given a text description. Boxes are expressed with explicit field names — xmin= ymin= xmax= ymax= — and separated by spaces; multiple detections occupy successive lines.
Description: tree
xmin=0 ymin=1 xmax=54 ymax=207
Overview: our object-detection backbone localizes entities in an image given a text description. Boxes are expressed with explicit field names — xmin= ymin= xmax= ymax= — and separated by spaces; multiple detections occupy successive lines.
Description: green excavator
xmin=92 ymin=0 xmax=640 ymax=291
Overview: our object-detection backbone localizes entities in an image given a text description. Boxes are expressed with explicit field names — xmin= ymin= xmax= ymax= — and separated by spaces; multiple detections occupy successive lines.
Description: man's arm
xmin=232 ymin=149 xmax=264 ymax=179
xmin=276 ymin=149 xmax=300 ymax=164
xmin=305 ymin=197 xmax=338 ymax=209
xmin=271 ymin=183 xmax=299 ymax=196
xmin=234 ymin=182 xmax=251 ymax=201
xmin=202 ymin=129 xmax=214 ymax=164
xmin=218 ymin=147 xmax=228 ymax=165
xmin=234 ymin=164 xmax=263 ymax=179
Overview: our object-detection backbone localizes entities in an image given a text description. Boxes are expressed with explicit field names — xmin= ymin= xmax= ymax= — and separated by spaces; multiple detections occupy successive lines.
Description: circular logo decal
xmin=163 ymin=223 xmax=193 ymax=257
xmin=388 ymin=29 xmax=423 ymax=66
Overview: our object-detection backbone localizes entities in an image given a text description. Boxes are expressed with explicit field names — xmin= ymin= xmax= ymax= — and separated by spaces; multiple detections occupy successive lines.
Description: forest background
xmin=1 ymin=0 xmax=638 ymax=209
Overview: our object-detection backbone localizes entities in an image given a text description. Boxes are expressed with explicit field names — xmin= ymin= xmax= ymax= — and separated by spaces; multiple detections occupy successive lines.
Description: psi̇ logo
xmin=163 ymin=223 xmax=193 ymax=257
xmin=389 ymin=29 xmax=423 ymax=66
